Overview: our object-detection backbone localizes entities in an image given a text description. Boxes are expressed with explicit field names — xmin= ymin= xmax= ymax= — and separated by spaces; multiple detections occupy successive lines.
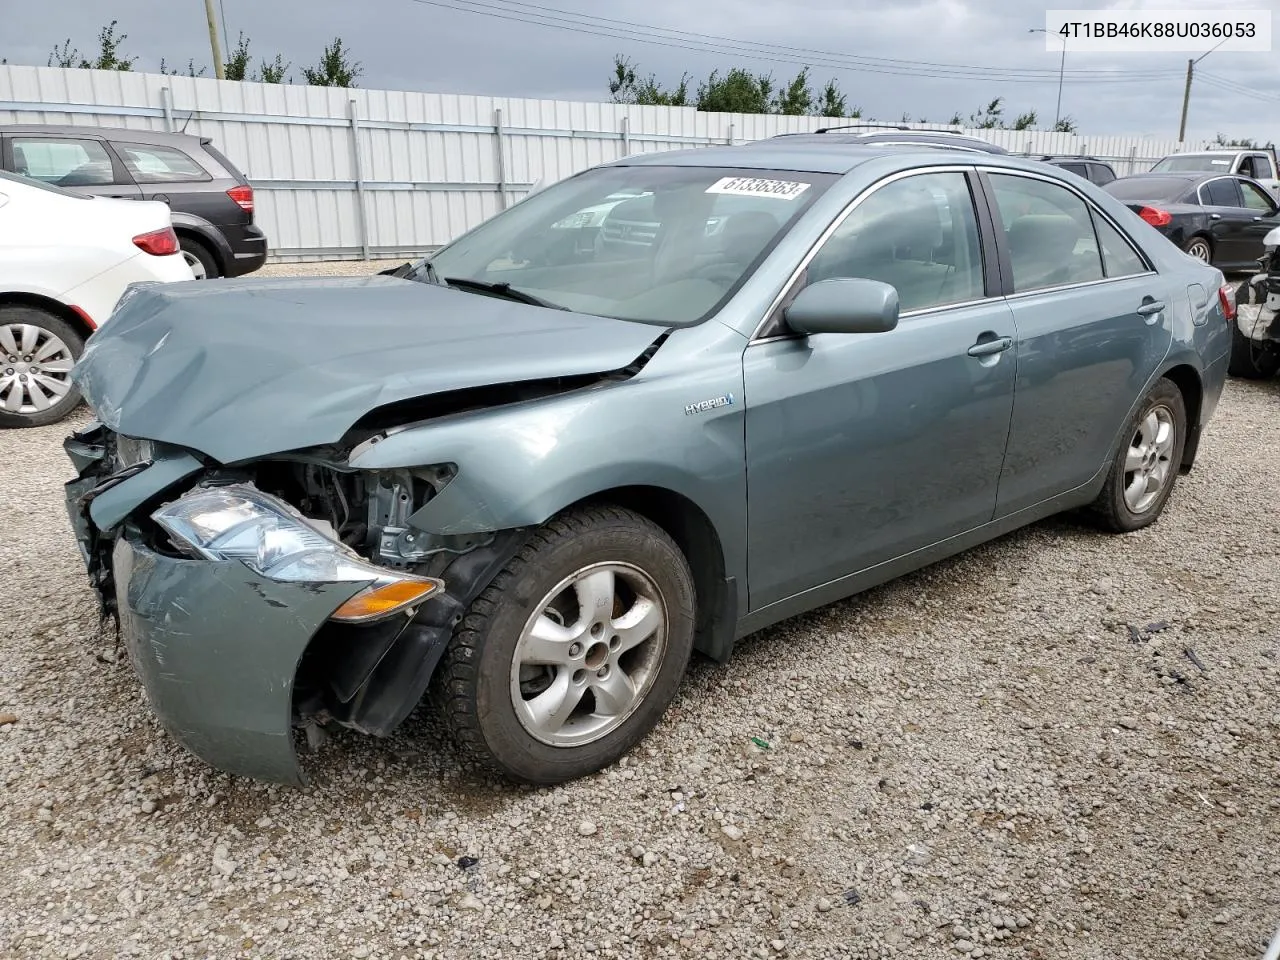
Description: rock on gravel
xmin=1 ymin=327 xmax=1279 ymax=960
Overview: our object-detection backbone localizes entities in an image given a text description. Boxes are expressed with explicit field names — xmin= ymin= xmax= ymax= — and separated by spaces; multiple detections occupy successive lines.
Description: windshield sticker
xmin=706 ymin=176 xmax=811 ymax=200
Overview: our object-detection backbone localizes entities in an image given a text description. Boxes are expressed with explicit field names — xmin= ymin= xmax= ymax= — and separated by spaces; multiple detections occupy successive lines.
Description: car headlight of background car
xmin=151 ymin=484 xmax=443 ymax=622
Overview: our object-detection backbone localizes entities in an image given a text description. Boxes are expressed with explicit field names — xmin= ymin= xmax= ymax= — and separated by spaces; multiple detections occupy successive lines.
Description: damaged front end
xmin=63 ymin=420 xmax=528 ymax=786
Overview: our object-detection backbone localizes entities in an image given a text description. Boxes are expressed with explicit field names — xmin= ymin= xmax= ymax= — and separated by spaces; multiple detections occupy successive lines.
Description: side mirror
xmin=784 ymin=278 xmax=900 ymax=336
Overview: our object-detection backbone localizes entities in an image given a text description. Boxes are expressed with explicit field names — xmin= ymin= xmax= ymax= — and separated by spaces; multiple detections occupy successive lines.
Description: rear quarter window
xmin=112 ymin=142 xmax=212 ymax=183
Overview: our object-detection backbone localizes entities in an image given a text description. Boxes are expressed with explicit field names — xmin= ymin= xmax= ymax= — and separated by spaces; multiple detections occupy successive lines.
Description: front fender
xmin=347 ymin=373 xmax=749 ymax=598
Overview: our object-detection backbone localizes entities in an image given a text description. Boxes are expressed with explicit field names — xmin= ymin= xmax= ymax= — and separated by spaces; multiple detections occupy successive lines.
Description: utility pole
xmin=1028 ymin=29 xmax=1067 ymax=128
xmin=1178 ymin=37 xmax=1230 ymax=143
xmin=203 ymin=0 xmax=226 ymax=79
xmin=1177 ymin=58 xmax=1193 ymax=142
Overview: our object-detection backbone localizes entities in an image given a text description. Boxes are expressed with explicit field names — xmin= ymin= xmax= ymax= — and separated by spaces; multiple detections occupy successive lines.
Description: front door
xmin=982 ymin=171 xmax=1175 ymax=516
xmin=3 ymin=135 xmax=141 ymax=199
xmin=1237 ymin=177 xmax=1280 ymax=259
xmin=744 ymin=169 xmax=1017 ymax=609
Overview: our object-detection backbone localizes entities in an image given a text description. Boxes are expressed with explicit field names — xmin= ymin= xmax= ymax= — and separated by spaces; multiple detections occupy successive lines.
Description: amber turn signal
xmin=330 ymin=578 xmax=443 ymax=623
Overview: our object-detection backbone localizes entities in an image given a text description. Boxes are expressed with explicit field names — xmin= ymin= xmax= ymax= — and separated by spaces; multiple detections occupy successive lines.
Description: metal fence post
xmin=1128 ymin=144 xmax=1138 ymax=176
xmin=495 ymin=108 xmax=509 ymax=210
xmin=160 ymin=87 xmax=174 ymax=133
xmin=727 ymin=122 xmax=735 ymax=146
xmin=621 ymin=116 xmax=630 ymax=157
xmin=349 ymin=99 xmax=370 ymax=261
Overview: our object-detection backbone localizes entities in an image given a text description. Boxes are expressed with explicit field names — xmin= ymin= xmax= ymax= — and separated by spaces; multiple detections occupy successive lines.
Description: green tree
xmin=608 ymin=55 xmax=688 ymax=106
xmin=817 ymin=79 xmax=857 ymax=118
xmin=224 ymin=32 xmax=251 ymax=81
xmin=159 ymin=57 xmax=207 ymax=77
xmin=968 ymin=97 xmax=1004 ymax=129
xmin=947 ymin=111 xmax=964 ymax=126
xmin=1213 ymin=132 xmax=1256 ymax=148
xmin=697 ymin=67 xmax=774 ymax=114
xmin=256 ymin=53 xmax=291 ymax=84
xmin=774 ymin=67 xmax=813 ymax=116
xmin=1012 ymin=109 xmax=1037 ymax=131
xmin=301 ymin=37 xmax=361 ymax=87
xmin=1053 ymin=116 xmax=1078 ymax=134
xmin=48 ymin=20 xmax=136 ymax=70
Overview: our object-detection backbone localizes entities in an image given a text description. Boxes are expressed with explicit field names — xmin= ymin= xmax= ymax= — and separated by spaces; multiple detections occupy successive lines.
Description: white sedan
xmin=0 ymin=170 xmax=194 ymax=427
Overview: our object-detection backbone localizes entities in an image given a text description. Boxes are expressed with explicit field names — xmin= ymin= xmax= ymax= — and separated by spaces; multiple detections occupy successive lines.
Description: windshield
xmin=1105 ymin=177 xmax=1193 ymax=203
xmin=0 ymin=169 xmax=89 ymax=198
xmin=418 ymin=165 xmax=837 ymax=325
xmin=1150 ymin=154 xmax=1233 ymax=173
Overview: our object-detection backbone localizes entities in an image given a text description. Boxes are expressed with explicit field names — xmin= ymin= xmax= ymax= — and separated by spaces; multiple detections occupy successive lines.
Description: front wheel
xmin=440 ymin=505 xmax=696 ymax=784
xmin=1089 ymin=378 xmax=1187 ymax=533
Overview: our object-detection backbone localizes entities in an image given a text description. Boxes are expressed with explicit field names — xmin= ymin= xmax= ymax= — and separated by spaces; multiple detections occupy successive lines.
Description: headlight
xmin=152 ymin=484 xmax=444 ymax=623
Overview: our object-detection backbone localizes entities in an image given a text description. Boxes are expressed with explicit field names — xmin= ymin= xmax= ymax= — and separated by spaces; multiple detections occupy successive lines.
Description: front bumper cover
xmin=111 ymin=531 xmax=365 ymax=786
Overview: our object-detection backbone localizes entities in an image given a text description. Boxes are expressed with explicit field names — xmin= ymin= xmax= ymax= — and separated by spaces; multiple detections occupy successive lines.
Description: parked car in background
xmin=0 ymin=170 xmax=192 ymax=427
xmin=1037 ymin=155 xmax=1117 ymax=186
xmin=0 ymin=124 xmax=267 ymax=279
xmin=1103 ymin=172 xmax=1280 ymax=271
xmin=1149 ymin=148 xmax=1280 ymax=201
xmin=64 ymin=142 xmax=1230 ymax=790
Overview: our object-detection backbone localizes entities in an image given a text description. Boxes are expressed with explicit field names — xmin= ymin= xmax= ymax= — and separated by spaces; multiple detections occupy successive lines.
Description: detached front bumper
xmin=110 ymin=532 xmax=365 ymax=786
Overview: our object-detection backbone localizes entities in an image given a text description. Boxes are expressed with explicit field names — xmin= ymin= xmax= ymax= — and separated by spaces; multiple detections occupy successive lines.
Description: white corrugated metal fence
xmin=0 ymin=65 xmax=1211 ymax=262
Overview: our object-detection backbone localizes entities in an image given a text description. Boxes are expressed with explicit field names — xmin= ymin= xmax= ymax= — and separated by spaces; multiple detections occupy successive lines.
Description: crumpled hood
xmin=74 ymin=275 xmax=666 ymax=464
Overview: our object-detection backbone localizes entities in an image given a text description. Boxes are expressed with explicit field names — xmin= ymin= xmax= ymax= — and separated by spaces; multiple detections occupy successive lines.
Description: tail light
xmin=132 ymin=226 xmax=180 ymax=257
xmin=1219 ymin=283 xmax=1236 ymax=323
xmin=227 ymin=184 xmax=254 ymax=214
xmin=1138 ymin=206 xmax=1172 ymax=227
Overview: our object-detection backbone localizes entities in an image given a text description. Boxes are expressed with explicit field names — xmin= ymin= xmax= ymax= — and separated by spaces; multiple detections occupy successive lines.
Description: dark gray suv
xmin=0 ymin=124 xmax=267 ymax=279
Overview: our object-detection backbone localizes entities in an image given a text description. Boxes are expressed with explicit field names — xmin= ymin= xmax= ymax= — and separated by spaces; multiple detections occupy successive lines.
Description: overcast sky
xmin=4 ymin=0 xmax=1277 ymax=140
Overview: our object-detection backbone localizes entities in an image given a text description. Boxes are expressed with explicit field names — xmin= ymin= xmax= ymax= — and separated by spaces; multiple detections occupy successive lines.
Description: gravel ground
xmin=2 ymin=283 xmax=1279 ymax=958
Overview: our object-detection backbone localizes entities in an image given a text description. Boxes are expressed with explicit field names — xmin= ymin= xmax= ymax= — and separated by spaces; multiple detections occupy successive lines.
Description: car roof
xmin=612 ymin=138 xmax=1053 ymax=176
xmin=0 ymin=123 xmax=205 ymax=147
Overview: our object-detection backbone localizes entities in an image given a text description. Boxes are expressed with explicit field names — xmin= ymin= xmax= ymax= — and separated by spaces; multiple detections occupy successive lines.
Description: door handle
xmin=1253 ymin=216 xmax=1264 ymax=222
xmin=967 ymin=336 xmax=1013 ymax=357
xmin=1209 ymin=213 xmax=1222 ymax=220
xmin=1136 ymin=301 xmax=1165 ymax=316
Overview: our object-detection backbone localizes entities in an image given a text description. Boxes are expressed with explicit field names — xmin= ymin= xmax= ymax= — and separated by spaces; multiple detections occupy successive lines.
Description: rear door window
xmin=1202 ymin=178 xmax=1243 ymax=208
xmin=112 ymin=142 xmax=211 ymax=183
xmin=9 ymin=137 xmax=118 ymax=186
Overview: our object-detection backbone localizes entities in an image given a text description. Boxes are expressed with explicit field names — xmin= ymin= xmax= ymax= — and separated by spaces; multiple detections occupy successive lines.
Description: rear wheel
xmin=0 ymin=306 xmax=84 ymax=428
xmin=1182 ymin=235 xmax=1213 ymax=263
xmin=440 ymin=505 xmax=696 ymax=784
xmin=179 ymin=235 xmax=219 ymax=280
xmin=1089 ymin=378 xmax=1186 ymax=533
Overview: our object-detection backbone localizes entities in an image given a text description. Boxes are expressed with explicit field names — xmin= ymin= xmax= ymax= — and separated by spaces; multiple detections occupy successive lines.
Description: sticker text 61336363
xmin=705 ymin=177 xmax=811 ymax=200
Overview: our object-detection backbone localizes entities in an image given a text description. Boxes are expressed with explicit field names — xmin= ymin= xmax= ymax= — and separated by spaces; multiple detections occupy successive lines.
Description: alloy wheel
xmin=182 ymin=249 xmax=208 ymax=280
xmin=0 ymin=323 xmax=75 ymax=415
xmin=1123 ymin=404 xmax=1176 ymax=513
xmin=510 ymin=562 xmax=668 ymax=748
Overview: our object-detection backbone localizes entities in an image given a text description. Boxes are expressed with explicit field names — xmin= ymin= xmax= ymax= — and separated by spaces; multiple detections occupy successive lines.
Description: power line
xmin=404 ymin=0 xmax=1183 ymax=84
xmin=1197 ymin=71 xmax=1280 ymax=104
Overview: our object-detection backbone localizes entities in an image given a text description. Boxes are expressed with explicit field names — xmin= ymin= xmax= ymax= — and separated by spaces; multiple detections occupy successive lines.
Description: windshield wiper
xmin=443 ymin=277 xmax=567 ymax=310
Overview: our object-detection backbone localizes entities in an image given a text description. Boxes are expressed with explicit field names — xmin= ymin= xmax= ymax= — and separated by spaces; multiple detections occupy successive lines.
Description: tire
xmin=179 ymin=235 xmax=220 ymax=280
xmin=1089 ymin=378 xmax=1187 ymax=533
xmin=440 ymin=504 xmax=696 ymax=784
xmin=1182 ymin=235 xmax=1213 ymax=263
xmin=0 ymin=305 xmax=85 ymax=428
xmin=1227 ymin=279 xmax=1280 ymax=379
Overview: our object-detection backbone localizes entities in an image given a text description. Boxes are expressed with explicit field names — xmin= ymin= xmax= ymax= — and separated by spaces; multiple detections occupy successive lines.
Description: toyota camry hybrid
xmin=63 ymin=138 xmax=1232 ymax=788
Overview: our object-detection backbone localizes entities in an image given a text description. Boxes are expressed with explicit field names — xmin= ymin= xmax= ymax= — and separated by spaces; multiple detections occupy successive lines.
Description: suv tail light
xmin=1219 ymin=283 xmax=1236 ymax=323
xmin=132 ymin=226 xmax=180 ymax=257
xmin=1138 ymin=206 xmax=1172 ymax=227
xmin=227 ymin=184 xmax=254 ymax=214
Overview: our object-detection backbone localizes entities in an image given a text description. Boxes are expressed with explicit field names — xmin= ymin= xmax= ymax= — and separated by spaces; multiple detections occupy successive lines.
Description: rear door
xmin=1197 ymin=176 xmax=1253 ymax=264
xmin=1236 ymin=177 xmax=1280 ymax=259
xmin=3 ymin=134 xmax=141 ymax=199
xmin=982 ymin=169 xmax=1174 ymax=516
xmin=107 ymin=139 xmax=218 ymax=214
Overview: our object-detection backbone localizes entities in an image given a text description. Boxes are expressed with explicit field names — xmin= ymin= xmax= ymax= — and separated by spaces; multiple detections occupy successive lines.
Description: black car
xmin=0 ymin=124 xmax=267 ymax=279
xmin=1103 ymin=171 xmax=1280 ymax=272
xmin=1037 ymin=155 xmax=1117 ymax=187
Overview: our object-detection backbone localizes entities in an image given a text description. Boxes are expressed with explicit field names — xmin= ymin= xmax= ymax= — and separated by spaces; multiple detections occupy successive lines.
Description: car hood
xmin=74 ymin=275 xmax=667 ymax=464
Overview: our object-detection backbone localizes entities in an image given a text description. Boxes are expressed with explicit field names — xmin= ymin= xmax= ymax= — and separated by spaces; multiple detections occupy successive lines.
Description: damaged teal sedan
xmin=64 ymin=136 xmax=1233 ymax=787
